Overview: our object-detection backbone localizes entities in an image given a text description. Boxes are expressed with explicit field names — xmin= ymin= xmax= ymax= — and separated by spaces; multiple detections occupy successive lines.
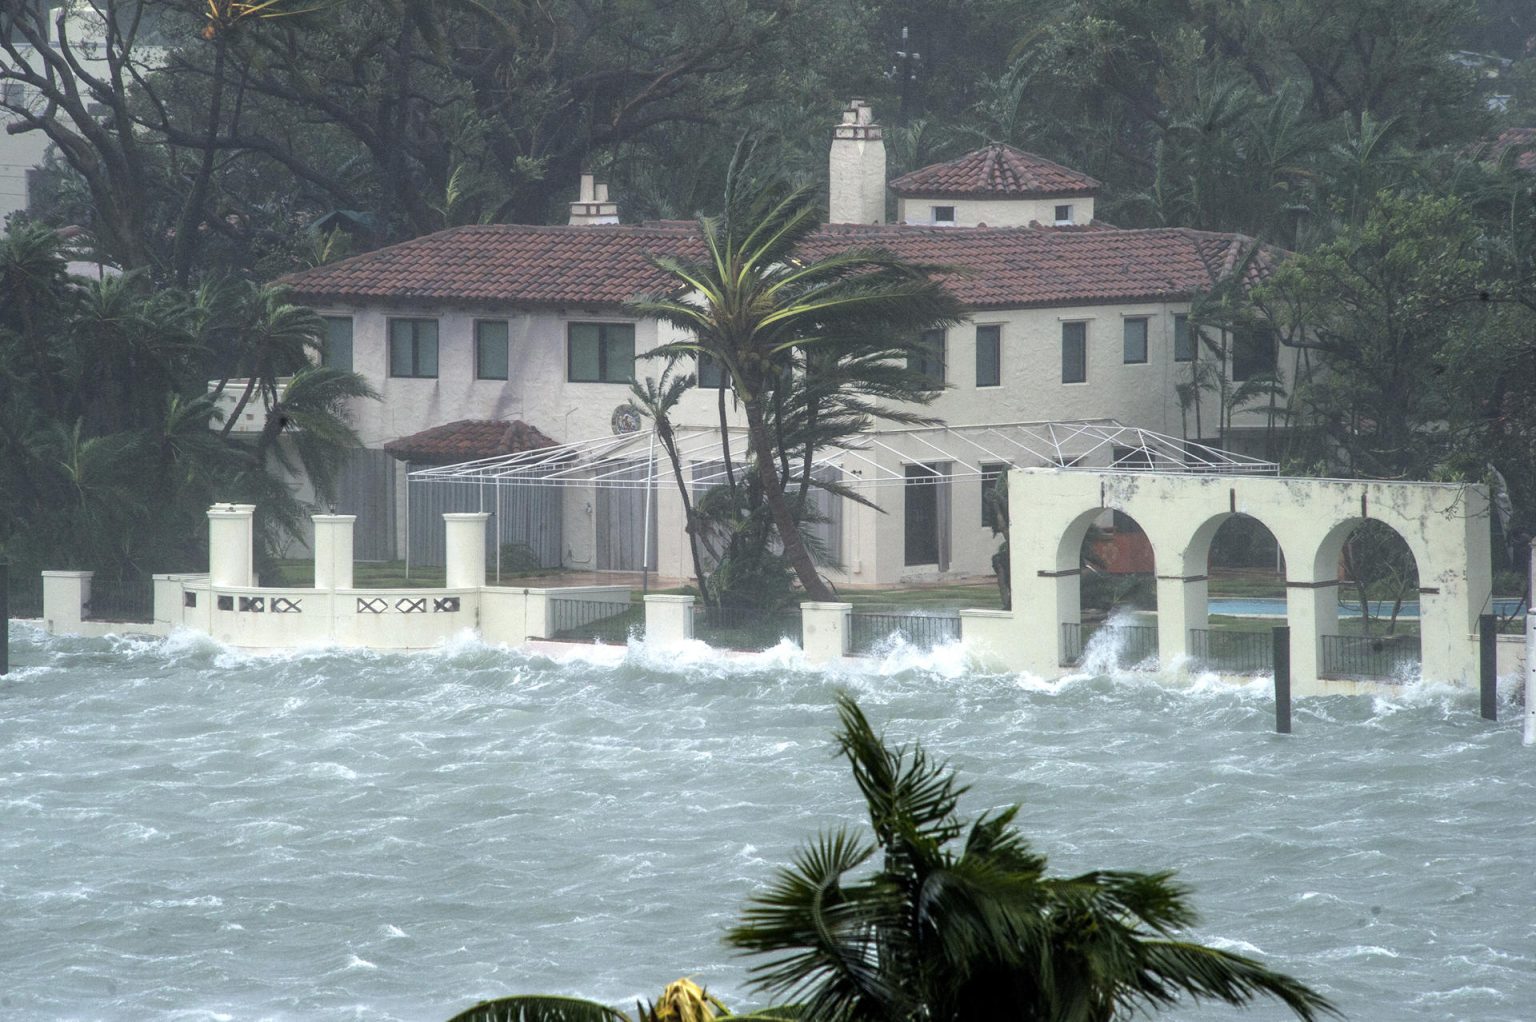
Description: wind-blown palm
xmin=728 ymin=695 xmax=1339 ymax=1022
xmin=631 ymin=164 xmax=964 ymax=602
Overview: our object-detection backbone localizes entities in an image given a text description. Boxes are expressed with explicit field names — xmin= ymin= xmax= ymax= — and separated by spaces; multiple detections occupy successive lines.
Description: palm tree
xmin=728 ymin=694 xmax=1339 ymax=1022
xmin=631 ymin=160 xmax=965 ymax=602
xmin=630 ymin=361 xmax=714 ymax=600
xmin=445 ymin=976 xmax=789 ymax=1022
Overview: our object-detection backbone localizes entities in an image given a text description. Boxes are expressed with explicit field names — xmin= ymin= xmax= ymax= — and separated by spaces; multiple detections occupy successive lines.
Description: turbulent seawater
xmin=2 ymin=624 xmax=1533 ymax=1022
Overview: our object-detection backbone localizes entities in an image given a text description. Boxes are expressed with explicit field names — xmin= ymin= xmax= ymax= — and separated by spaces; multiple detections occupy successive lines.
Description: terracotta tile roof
xmin=805 ymin=223 xmax=1275 ymax=309
xmin=888 ymin=144 xmax=1101 ymax=198
xmin=281 ymin=221 xmax=1273 ymax=313
xmin=383 ymin=419 xmax=558 ymax=464
xmin=1489 ymin=128 xmax=1536 ymax=172
xmin=283 ymin=223 xmax=703 ymax=308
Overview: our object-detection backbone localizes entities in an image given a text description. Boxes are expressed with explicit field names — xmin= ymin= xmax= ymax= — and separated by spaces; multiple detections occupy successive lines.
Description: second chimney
xmin=828 ymin=99 xmax=886 ymax=225
xmin=569 ymin=173 xmax=620 ymax=225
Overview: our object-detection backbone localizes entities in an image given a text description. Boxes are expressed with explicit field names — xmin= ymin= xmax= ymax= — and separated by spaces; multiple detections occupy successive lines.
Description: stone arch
xmin=992 ymin=468 xmax=1489 ymax=685
xmin=1172 ymin=511 xmax=1291 ymax=673
xmin=1309 ymin=516 xmax=1428 ymax=587
xmin=1062 ymin=505 xmax=1160 ymax=669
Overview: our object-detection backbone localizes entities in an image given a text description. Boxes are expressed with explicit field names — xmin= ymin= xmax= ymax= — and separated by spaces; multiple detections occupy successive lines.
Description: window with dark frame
xmin=979 ymin=462 xmax=1009 ymax=527
xmin=567 ymin=322 xmax=635 ymax=383
xmin=475 ymin=320 xmax=509 ymax=380
xmin=388 ymin=318 xmax=438 ymax=378
xmin=697 ymin=352 xmax=726 ymax=389
xmin=1173 ymin=313 xmax=1196 ymax=362
xmin=1231 ymin=328 xmax=1277 ymax=382
xmin=322 ymin=316 xmax=353 ymax=372
xmin=910 ymin=328 xmax=946 ymax=385
xmin=975 ymin=324 xmax=1001 ymax=387
xmin=1123 ymin=317 xmax=1148 ymax=364
xmin=1061 ymin=321 xmax=1087 ymax=383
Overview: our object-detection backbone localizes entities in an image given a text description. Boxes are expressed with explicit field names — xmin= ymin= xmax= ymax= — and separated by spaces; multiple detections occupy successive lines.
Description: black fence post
xmin=1479 ymin=614 xmax=1497 ymax=722
xmin=1 ymin=562 xmax=9 ymax=677
xmin=1273 ymin=625 xmax=1291 ymax=734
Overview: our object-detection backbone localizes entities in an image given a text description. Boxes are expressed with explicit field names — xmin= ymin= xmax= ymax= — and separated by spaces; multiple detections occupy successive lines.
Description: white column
xmin=1525 ymin=541 xmax=1535 ymax=746
xmin=1284 ymin=581 xmax=1337 ymax=684
xmin=1155 ymin=574 xmax=1208 ymax=668
xmin=644 ymin=594 xmax=695 ymax=644
xmin=443 ymin=512 xmax=491 ymax=589
xmin=312 ymin=514 xmax=357 ymax=590
xmin=41 ymin=570 xmax=92 ymax=633
xmin=801 ymin=602 xmax=852 ymax=662
xmin=207 ymin=503 xmax=256 ymax=588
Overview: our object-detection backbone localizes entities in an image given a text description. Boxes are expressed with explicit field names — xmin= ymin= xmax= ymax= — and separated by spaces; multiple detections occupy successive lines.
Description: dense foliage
xmin=0 ymin=224 xmax=374 ymax=585
xmin=3 ymin=0 xmax=1536 ymax=582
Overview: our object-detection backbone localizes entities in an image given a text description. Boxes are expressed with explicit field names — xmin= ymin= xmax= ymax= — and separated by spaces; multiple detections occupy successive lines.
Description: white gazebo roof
xmin=406 ymin=419 xmax=1279 ymax=491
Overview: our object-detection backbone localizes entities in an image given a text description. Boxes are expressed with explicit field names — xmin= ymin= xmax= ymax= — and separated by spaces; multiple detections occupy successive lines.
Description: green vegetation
xmin=3 ymin=0 xmax=1535 ymax=596
xmin=0 ymin=225 xmax=374 ymax=586
xmin=632 ymin=153 xmax=964 ymax=605
xmin=445 ymin=697 xmax=1336 ymax=1022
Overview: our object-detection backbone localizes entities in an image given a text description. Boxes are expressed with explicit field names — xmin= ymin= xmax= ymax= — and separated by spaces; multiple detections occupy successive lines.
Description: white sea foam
xmin=7 ymin=622 xmax=1535 ymax=1021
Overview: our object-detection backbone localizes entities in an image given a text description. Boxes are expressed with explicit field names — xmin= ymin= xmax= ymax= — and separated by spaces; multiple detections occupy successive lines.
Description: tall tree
xmin=632 ymin=167 xmax=964 ymax=602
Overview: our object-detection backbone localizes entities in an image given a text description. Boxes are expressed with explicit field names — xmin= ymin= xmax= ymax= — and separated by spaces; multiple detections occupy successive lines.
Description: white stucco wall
xmin=896 ymin=195 xmax=1095 ymax=227
xmin=328 ymin=305 xmax=741 ymax=448
xmin=325 ymin=300 xmax=1283 ymax=453
xmin=319 ymin=296 xmax=1293 ymax=586
xmin=966 ymin=469 xmax=1493 ymax=691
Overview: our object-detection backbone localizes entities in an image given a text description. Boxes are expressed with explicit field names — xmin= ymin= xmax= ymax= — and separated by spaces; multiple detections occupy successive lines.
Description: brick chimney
xmin=568 ymin=173 xmax=619 ymax=225
xmin=828 ymin=99 xmax=885 ymax=225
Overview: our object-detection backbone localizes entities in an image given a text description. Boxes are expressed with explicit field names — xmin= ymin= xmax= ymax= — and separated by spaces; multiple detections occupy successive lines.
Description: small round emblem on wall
xmin=611 ymin=403 xmax=643 ymax=435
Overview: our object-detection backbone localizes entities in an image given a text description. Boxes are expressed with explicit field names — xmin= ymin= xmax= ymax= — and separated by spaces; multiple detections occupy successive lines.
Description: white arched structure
xmin=970 ymin=470 xmax=1492 ymax=687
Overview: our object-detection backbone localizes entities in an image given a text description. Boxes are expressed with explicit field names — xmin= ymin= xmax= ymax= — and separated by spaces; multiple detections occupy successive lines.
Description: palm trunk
xmin=658 ymin=425 xmax=713 ymax=605
xmin=716 ymin=381 xmax=736 ymax=492
xmin=743 ymin=398 xmax=832 ymax=602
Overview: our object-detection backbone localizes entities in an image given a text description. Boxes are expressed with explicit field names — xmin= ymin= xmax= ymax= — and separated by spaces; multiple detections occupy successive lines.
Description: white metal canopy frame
xmin=406 ymin=419 xmax=1280 ymax=493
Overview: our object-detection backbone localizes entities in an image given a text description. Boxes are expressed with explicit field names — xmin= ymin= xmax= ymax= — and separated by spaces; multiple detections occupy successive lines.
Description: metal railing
xmin=83 ymin=579 xmax=155 ymax=623
xmin=1061 ymin=621 xmax=1159 ymax=669
xmin=1320 ymin=633 xmax=1420 ymax=681
xmin=849 ymin=610 xmax=961 ymax=655
xmin=1188 ymin=628 xmax=1274 ymax=674
xmin=1061 ymin=622 xmax=1084 ymax=666
xmin=545 ymin=598 xmax=642 ymax=643
xmin=693 ymin=605 xmax=802 ymax=651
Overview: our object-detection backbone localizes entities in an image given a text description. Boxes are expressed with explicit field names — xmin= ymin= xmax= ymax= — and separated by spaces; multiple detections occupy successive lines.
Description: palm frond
xmin=1129 ymin=940 xmax=1342 ymax=1021
xmin=445 ymin=995 xmax=634 ymax=1022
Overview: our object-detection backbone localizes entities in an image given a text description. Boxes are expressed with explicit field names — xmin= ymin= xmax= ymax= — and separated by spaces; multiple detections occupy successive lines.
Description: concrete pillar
xmin=801 ymin=602 xmax=852 ymax=662
xmin=644 ymin=594 xmax=695 ymax=644
xmin=152 ymin=573 xmax=184 ymax=629
xmin=207 ymin=503 xmax=256 ymax=588
xmin=443 ymin=512 xmax=491 ymax=589
xmin=1525 ymin=541 xmax=1535 ymax=746
xmin=1155 ymin=574 xmax=1208 ymax=667
xmin=1284 ymin=581 xmax=1338 ymax=684
xmin=41 ymin=570 xmax=92 ymax=633
xmin=312 ymin=514 xmax=357 ymax=590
